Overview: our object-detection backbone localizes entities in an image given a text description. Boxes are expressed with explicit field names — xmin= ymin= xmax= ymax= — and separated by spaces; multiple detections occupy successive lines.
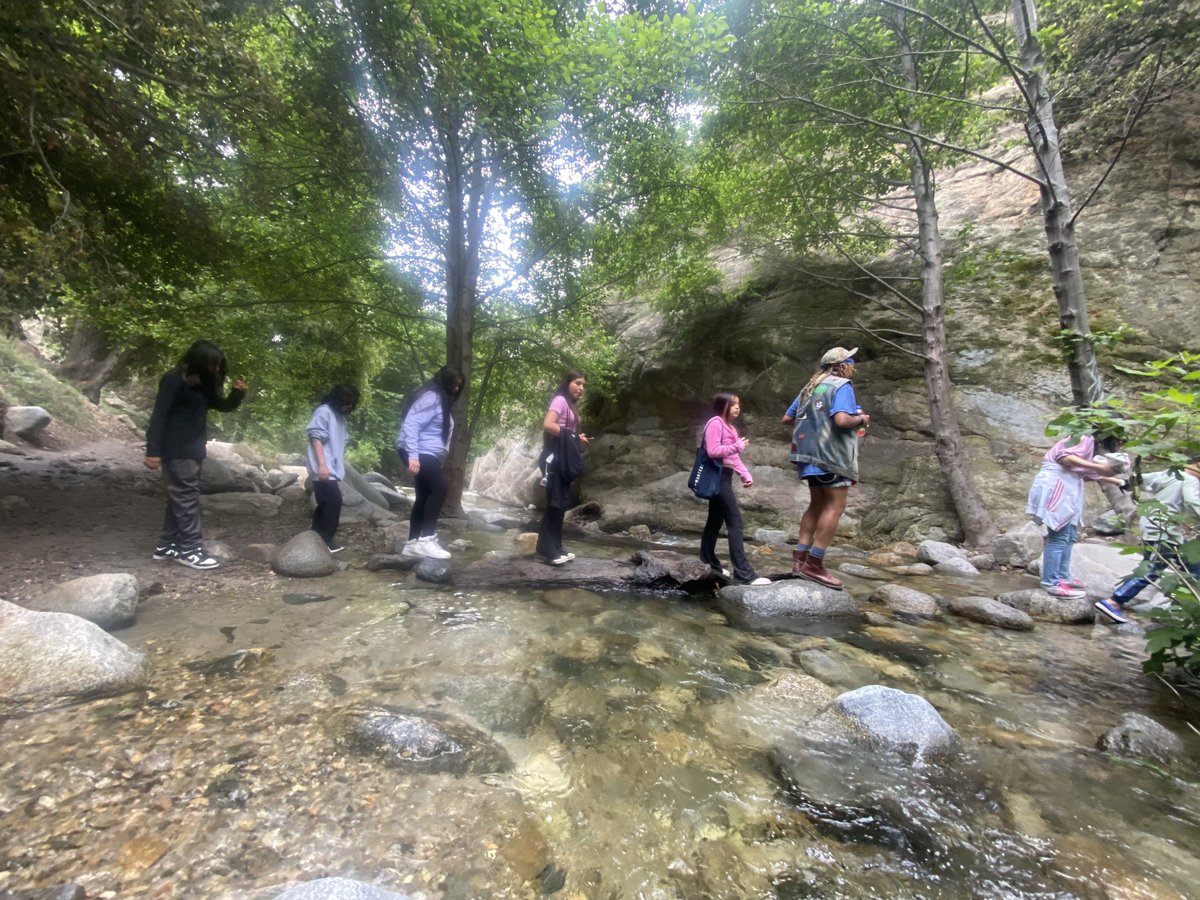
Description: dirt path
xmin=0 ymin=436 xmax=359 ymax=608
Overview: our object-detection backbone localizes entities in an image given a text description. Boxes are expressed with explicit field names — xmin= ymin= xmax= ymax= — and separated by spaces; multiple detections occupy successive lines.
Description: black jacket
xmin=145 ymin=371 xmax=245 ymax=460
xmin=544 ymin=428 xmax=584 ymax=509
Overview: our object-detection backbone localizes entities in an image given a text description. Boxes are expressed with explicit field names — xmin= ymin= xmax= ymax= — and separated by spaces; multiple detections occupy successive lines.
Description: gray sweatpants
xmin=160 ymin=458 xmax=203 ymax=551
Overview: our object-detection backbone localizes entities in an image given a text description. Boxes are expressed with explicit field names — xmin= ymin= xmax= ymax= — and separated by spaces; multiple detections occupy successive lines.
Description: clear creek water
xmin=1 ymin=534 xmax=1198 ymax=899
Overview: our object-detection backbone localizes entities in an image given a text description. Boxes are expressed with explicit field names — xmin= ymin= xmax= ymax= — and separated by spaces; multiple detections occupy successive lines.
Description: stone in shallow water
xmin=948 ymin=596 xmax=1035 ymax=631
xmin=718 ymin=580 xmax=861 ymax=619
xmin=347 ymin=706 xmax=513 ymax=775
xmin=994 ymin=588 xmax=1094 ymax=624
xmin=184 ymin=647 xmax=275 ymax=677
xmin=821 ymin=684 xmax=958 ymax=762
xmin=867 ymin=584 xmax=939 ymax=616
xmin=1097 ymin=713 xmax=1185 ymax=765
xmin=26 ymin=573 xmax=140 ymax=630
xmin=272 ymin=877 xmax=411 ymax=900
xmin=271 ymin=530 xmax=337 ymax=578
xmin=282 ymin=592 xmax=336 ymax=605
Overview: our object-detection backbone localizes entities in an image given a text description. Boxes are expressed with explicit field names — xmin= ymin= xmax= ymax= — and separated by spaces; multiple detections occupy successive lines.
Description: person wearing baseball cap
xmin=781 ymin=347 xmax=868 ymax=589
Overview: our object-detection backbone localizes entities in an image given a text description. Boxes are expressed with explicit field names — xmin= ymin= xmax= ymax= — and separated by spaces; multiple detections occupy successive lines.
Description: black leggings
xmin=311 ymin=479 xmax=343 ymax=546
xmin=699 ymin=468 xmax=756 ymax=583
xmin=409 ymin=454 xmax=448 ymax=539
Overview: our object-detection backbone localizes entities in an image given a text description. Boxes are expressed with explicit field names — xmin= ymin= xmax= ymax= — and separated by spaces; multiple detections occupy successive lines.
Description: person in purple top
xmin=536 ymin=370 xmax=590 ymax=565
xmin=699 ymin=393 xmax=771 ymax=586
xmin=396 ymin=366 xmax=464 ymax=560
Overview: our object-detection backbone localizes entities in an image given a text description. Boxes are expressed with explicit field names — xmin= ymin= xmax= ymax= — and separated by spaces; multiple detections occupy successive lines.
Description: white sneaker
xmin=748 ymin=576 xmax=771 ymax=586
xmin=419 ymin=535 xmax=451 ymax=559
xmin=549 ymin=554 xmax=572 ymax=565
xmin=401 ymin=539 xmax=428 ymax=559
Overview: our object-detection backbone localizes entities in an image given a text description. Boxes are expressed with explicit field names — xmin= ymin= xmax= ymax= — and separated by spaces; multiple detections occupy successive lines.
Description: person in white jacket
xmin=1095 ymin=458 xmax=1200 ymax=623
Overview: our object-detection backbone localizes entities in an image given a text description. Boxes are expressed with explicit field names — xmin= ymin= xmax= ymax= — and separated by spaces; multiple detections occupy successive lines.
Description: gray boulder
xmin=994 ymin=588 xmax=1095 ymax=624
xmin=867 ymin=584 xmax=939 ymax=616
xmin=0 ymin=600 xmax=147 ymax=704
xmin=199 ymin=456 xmax=256 ymax=493
xmin=343 ymin=462 xmax=391 ymax=509
xmin=719 ymin=580 xmax=862 ymax=619
xmin=5 ymin=405 xmax=51 ymax=443
xmin=915 ymin=539 xmax=969 ymax=566
xmin=838 ymin=563 xmax=890 ymax=581
xmin=933 ymin=557 xmax=981 ymax=577
xmin=817 ymin=685 xmax=958 ymax=761
xmin=271 ymin=530 xmax=338 ymax=578
xmin=991 ymin=523 xmax=1044 ymax=568
xmin=947 ymin=596 xmax=1035 ymax=631
xmin=26 ymin=573 xmax=140 ymax=630
xmin=414 ymin=558 xmax=453 ymax=584
xmin=273 ymin=877 xmax=410 ymax=900
xmin=1096 ymin=713 xmax=1185 ymax=765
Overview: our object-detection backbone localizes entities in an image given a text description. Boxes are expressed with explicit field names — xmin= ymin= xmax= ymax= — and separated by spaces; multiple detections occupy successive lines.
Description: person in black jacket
xmin=144 ymin=340 xmax=247 ymax=569
xmin=536 ymin=371 xmax=589 ymax=565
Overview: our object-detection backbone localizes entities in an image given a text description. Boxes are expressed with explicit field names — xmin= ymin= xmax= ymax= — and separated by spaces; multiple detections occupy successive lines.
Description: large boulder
xmin=1068 ymin=542 xmax=1141 ymax=599
xmin=5 ymin=405 xmax=51 ymax=444
xmin=991 ymin=523 xmax=1045 ymax=568
xmin=25 ymin=573 xmax=140 ymax=630
xmin=718 ymin=579 xmax=862 ymax=619
xmin=947 ymin=595 xmax=1035 ymax=631
xmin=271 ymin=530 xmax=338 ymax=578
xmin=199 ymin=456 xmax=257 ymax=493
xmin=915 ymin=540 xmax=970 ymax=566
xmin=994 ymin=588 xmax=1095 ymax=624
xmin=0 ymin=600 xmax=148 ymax=705
xmin=814 ymin=685 xmax=958 ymax=762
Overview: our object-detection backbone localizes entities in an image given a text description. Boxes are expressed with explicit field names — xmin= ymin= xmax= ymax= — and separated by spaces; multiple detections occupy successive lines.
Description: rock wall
xmin=472 ymin=95 xmax=1200 ymax=545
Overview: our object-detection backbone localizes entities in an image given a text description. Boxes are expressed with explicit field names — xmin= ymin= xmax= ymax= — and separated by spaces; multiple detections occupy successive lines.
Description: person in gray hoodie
xmin=306 ymin=385 xmax=361 ymax=552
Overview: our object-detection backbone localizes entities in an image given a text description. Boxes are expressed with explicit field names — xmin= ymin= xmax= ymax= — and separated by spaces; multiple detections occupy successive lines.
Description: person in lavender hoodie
xmin=306 ymin=384 xmax=360 ymax=553
xmin=699 ymin=392 xmax=771 ymax=586
xmin=397 ymin=366 xmax=464 ymax=560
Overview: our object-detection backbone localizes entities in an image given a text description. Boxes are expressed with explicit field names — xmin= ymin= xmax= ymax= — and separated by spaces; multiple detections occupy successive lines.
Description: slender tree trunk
xmin=441 ymin=126 xmax=474 ymax=516
xmin=1011 ymin=0 xmax=1104 ymax=408
xmin=896 ymin=6 xmax=997 ymax=546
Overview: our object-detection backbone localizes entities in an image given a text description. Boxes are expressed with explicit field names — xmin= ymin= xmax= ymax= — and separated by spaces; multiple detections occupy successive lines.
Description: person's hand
xmin=738 ymin=437 xmax=749 ymax=450
xmin=407 ymin=458 xmax=420 ymax=475
xmin=579 ymin=433 xmax=590 ymax=445
xmin=742 ymin=478 xmax=753 ymax=488
xmin=232 ymin=378 xmax=249 ymax=392
xmin=859 ymin=413 xmax=871 ymax=428
xmin=317 ymin=465 xmax=330 ymax=481
xmin=143 ymin=456 xmax=161 ymax=471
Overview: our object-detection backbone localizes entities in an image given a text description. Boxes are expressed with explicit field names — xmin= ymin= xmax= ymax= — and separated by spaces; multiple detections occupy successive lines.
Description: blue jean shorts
xmin=799 ymin=468 xmax=855 ymax=489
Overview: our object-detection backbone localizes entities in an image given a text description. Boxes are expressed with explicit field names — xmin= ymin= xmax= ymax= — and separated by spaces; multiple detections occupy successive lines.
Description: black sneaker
xmin=177 ymin=547 xmax=219 ymax=570
xmin=152 ymin=544 xmax=178 ymax=561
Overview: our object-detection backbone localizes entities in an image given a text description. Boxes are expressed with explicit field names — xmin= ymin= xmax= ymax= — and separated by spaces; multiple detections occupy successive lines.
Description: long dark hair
xmin=321 ymin=384 xmax=361 ymax=417
xmin=178 ymin=340 xmax=227 ymax=397
xmin=712 ymin=392 xmax=738 ymax=422
xmin=401 ymin=366 xmax=463 ymax=443
xmin=554 ymin=370 xmax=586 ymax=406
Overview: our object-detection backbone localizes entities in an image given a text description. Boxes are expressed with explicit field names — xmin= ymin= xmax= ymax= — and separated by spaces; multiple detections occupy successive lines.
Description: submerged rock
xmin=1097 ymin=713 xmax=1185 ymax=765
xmin=948 ymin=596 xmax=1035 ymax=631
xmin=414 ymin=557 xmax=453 ymax=584
xmin=0 ymin=600 xmax=147 ymax=705
xmin=347 ymin=706 xmax=513 ymax=775
xmin=815 ymin=685 xmax=958 ymax=762
xmin=184 ymin=647 xmax=275 ymax=677
xmin=26 ymin=573 xmax=140 ymax=630
xmin=272 ymin=877 xmax=411 ymax=899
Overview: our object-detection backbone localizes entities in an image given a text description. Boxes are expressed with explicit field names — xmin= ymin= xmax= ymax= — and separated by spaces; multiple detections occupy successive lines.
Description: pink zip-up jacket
xmin=703 ymin=416 xmax=753 ymax=485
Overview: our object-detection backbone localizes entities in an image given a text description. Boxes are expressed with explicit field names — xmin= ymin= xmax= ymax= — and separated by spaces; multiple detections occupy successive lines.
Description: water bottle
xmin=855 ymin=407 xmax=868 ymax=438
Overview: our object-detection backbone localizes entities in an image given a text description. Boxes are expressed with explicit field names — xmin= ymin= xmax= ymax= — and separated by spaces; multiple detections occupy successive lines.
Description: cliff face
xmin=474 ymin=94 xmax=1200 ymax=546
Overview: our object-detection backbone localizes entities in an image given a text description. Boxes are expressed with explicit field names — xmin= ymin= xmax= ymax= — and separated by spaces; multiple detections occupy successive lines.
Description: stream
xmin=2 ymin=530 xmax=1198 ymax=898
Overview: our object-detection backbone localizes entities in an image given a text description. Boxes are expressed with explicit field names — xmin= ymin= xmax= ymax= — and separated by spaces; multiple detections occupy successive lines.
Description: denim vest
xmin=788 ymin=377 xmax=859 ymax=481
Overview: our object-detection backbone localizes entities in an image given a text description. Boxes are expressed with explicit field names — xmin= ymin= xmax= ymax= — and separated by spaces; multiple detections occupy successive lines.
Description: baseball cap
xmin=819 ymin=347 xmax=858 ymax=367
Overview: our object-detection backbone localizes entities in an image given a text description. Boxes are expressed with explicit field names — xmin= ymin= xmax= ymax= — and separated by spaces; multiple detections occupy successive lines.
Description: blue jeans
xmin=1041 ymin=523 xmax=1077 ymax=586
xmin=1112 ymin=542 xmax=1200 ymax=606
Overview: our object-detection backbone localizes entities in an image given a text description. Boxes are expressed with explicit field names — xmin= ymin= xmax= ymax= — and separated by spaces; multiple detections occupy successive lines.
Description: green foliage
xmin=0 ymin=336 xmax=102 ymax=431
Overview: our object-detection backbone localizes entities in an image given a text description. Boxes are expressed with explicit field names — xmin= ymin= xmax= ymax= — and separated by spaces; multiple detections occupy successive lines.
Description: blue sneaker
xmin=1094 ymin=598 xmax=1130 ymax=624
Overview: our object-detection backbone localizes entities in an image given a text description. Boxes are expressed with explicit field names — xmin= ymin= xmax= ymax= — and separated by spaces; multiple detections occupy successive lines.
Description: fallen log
xmin=453 ymin=549 xmax=724 ymax=594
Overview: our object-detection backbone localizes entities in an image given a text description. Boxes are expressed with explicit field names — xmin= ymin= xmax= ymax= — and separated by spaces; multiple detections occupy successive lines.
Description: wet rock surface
xmin=24 ymin=573 xmax=140 ymax=630
xmin=1097 ymin=713 xmax=1186 ymax=765
xmin=948 ymin=596 xmax=1035 ymax=630
xmin=994 ymin=588 xmax=1095 ymax=624
xmin=455 ymin=549 xmax=721 ymax=593
xmin=718 ymin=579 xmax=862 ymax=619
xmin=347 ymin=706 xmax=513 ymax=775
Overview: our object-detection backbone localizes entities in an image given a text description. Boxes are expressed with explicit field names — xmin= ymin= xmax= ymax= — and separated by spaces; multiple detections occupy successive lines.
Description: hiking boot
xmin=1094 ymin=598 xmax=1130 ymax=624
xmin=792 ymin=549 xmax=809 ymax=575
xmin=152 ymin=543 xmax=178 ymax=561
xmin=177 ymin=547 xmax=219 ymax=570
xmin=1042 ymin=581 xmax=1085 ymax=599
xmin=798 ymin=557 xmax=843 ymax=590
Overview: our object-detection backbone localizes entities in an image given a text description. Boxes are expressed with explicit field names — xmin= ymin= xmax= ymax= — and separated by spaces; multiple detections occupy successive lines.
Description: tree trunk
xmin=1011 ymin=0 xmax=1104 ymax=408
xmin=57 ymin=319 xmax=145 ymax=403
xmin=896 ymin=7 xmax=997 ymax=547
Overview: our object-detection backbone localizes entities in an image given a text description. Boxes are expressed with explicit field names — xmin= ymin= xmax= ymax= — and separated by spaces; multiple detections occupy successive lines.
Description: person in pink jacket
xmin=699 ymin=393 xmax=771 ymax=586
